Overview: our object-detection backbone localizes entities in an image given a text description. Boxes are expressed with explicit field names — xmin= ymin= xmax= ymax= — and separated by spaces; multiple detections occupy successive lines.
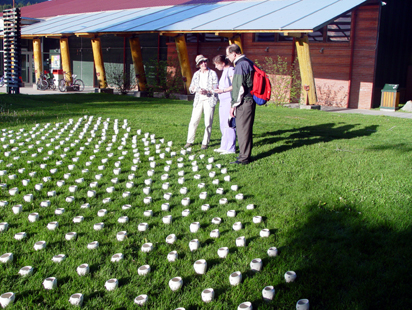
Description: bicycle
xmin=36 ymin=72 xmax=56 ymax=90
xmin=58 ymin=71 xmax=84 ymax=92
xmin=0 ymin=76 xmax=4 ymax=87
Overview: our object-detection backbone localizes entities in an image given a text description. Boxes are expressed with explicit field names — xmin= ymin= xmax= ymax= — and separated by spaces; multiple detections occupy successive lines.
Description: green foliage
xmin=256 ymin=56 xmax=302 ymax=105
xmin=105 ymin=64 xmax=136 ymax=95
xmin=145 ymin=58 xmax=186 ymax=98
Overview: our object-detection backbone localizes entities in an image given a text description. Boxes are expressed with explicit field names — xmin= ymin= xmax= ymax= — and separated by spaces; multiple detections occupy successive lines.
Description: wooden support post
xmin=175 ymin=34 xmax=192 ymax=95
xmin=129 ymin=36 xmax=147 ymax=91
xmin=91 ymin=37 xmax=107 ymax=89
xmin=229 ymin=35 xmax=243 ymax=54
xmin=59 ymin=37 xmax=72 ymax=83
xmin=295 ymin=35 xmax=317 ymax=105
xmin=216 ymin=33 xmax=243 ymax=53
xmin=33 ymin=38 xmax=42 ymax=82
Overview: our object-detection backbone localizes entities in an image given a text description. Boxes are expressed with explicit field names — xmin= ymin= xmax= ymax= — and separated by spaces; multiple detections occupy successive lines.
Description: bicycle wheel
xmin=37 ymin=79 xmax=47 ymax=90
xmin=74 ymin=79 xmax=84 ymax=91
xmin=49 ymin=79 xmax=56 ymax=90
xmin=58 ymin=79 xmax=67 ymax=92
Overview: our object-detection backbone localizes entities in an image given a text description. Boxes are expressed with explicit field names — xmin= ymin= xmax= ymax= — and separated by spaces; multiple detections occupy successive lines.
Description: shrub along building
xmin=0 ymin=0 xmax=411 ymax=108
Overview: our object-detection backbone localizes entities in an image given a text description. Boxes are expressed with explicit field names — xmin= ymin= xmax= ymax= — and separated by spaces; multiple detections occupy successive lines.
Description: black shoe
xmin=184 ymin=143 xmax=192 ymax=148
xmin=230 ymin=160 xmax=249 ymax=165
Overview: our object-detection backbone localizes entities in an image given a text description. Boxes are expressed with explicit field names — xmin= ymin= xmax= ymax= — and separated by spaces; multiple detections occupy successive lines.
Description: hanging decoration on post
xmin=3 ymin=8 xmax=22 ymax=94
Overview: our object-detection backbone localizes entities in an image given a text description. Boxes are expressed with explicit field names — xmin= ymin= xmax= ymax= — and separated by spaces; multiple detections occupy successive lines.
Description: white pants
xmin=187 ymin=98 xmax=215 ymax=146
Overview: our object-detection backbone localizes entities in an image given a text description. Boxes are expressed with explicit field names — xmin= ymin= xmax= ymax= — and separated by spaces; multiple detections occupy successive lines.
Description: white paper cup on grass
xmin=201 ymin=288 xmax=214 ymax=303
xmin=87 ymin=241 xmax=99 ymax=250
xmin=236 ymin=236 xmax=246 ymax=247
xmin=227 ymin=210 xmax=236 ymax=218
xmin=77 ymin=264 xmax=89 ymax=276
xmin=65 ymin=232 xmax=77 ymax=240
xmin=250 ymin=258 xmax=263 ymax=272
xmin=138 ymin=265 xmax=151 ymax=276
xmin=237 ymin=302 xmax=252 ymax=310
xmin=0 ymin=253 xmax=13 ymax=263
xmin=111 ymin=253 xmax=124 ymax=262
xmin=267 ymin=247 xmax=278 ymax=257
xmin=169 ymin=277 xmax=183 ymax=291
xmin=210 ymin=229 xmax=220 ymax=238
xmin=166 ymin=234 xmax=177 ymax=244
xmin=189 ymin=239 xmax=199 ymax=252
xmin=118 ymin=216 xmax=129 ymax=224
xmin=117 ymin=231 xmax=127 ymax=241
xmin=69 ymin=293 xmax=84 ymax=307
xmin=0 ymin=292 xmax=16 ymax=308
xmin=24 ymin=194 xmax=33 ymax=202
xmin=138 ymin=223 xmax=149 ymax=232
xmin=0 ymin=222 xmax=8 ymax=232
xmin=43 ymin=277 xmax=57 ymax=290
xmin=229 ymin=271 xmax=242 ymax=286
xmin=285 ymin=271 xmax=297 ymax=283
xmin=98 ymin=209 xmax=107 ymax=217
xmin=141 ymin=243 xmax=153 ymax=253
xmin=105 ymin=279 xmax=118 ymax=291
xmin=262 ymin=286 xmax=275 ymax=302
xmin=18 ymin=266 xmax=33 ymax=277
xmin=55 ymin=208 xmax=65 ymax=215
xmin=182 ymin=209 xmax=190 ymax=217
xmin=218 ymin=247 xmax=229 ymax=258
xmin=12 ymin=205 xmax=22 ymax=214
xmin=260 ymin=229 xmax=270 ymax=237
xmin=52 ymin=254 xmax=66 ymax=263
xmin=47 ymin=221 xmax=58 ymax=230
xmin=28 ymin=213 xmax=39 ymax=222
xmin=167 ymin=251 xmax=178 ymax=262
xmin=134 ymin=294 xmax=148 ymax=306
xmin=190 ymin=222 xmax=200 ymax=233
xmin=73 ymin=216 xmax=84 ymax=223
xmin=163 ymin=215 xmax=172 ymax=224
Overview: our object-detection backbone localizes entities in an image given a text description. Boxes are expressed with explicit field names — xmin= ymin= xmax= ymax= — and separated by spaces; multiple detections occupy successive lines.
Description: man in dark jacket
xmin=226 ymin=43 xmax=255 ymax=165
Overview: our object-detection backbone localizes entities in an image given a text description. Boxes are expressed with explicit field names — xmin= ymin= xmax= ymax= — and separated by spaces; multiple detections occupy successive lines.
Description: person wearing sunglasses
xmin=184 ymin=55 xmax=218 ymax=150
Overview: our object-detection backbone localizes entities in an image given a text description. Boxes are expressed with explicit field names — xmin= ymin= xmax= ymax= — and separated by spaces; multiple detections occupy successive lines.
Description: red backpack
xmin=251 ymin=65 xmax=271 ymax=105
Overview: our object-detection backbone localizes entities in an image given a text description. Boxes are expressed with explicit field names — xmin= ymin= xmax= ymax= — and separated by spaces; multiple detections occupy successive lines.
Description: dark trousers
xmin=236 ymin=97 xmax=256 ymax=163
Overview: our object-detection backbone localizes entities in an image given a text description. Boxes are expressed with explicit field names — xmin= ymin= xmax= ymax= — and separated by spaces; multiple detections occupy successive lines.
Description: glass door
xmin=21 ymin=51 xmax=34 ymax=85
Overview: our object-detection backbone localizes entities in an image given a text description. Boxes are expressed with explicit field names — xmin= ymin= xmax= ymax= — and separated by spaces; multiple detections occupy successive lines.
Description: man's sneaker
xmin=184 ymin=143 xmax=192 ymax=148
xmin=201 ymin=144 xmax=208 ymax=150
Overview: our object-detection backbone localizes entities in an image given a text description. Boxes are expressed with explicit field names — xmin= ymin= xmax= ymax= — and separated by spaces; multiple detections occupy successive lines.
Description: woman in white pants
xmin=184 ymin=55 xmax=218 ymax=150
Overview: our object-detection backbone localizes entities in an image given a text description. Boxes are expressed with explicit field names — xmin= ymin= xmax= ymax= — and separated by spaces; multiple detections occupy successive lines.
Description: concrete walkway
xmin=286 ymin=103 xmax=412 ymax=119
xmin=7 ymin=87 xmax=412 ymax=120
xmin=3 ymin=85 xmax=97 ymax=95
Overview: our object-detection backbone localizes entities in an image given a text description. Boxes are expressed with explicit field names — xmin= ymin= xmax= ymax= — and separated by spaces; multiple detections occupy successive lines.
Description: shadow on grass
xmin=276 ymin=202 xmax=412 ymax=309
xmin=253 ymin=123 xmax=378 ymax=161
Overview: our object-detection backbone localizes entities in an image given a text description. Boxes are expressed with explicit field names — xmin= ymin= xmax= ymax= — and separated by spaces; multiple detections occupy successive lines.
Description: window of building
xmin=186 ymin=33 xmax=228 ymax=43
xmin=252 ymin=11 xmax=352 ymax=43
xmin=327 ymin=13 xmax=351 ymax=42
xmin=254 ymin=33 xmax=275 ymax=42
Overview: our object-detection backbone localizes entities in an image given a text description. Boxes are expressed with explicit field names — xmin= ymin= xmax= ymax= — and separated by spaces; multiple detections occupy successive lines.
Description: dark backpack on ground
xmin=251 ymin=65 xmax=271 ymax=105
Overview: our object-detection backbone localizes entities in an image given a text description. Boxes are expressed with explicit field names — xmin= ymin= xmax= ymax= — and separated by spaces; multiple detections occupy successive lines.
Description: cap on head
xmin=195 ymin=55 xmax=208 ymax=66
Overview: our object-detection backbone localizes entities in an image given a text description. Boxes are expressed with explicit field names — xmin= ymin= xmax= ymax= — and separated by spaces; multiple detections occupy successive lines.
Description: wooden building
xmin=1 ymin=0 xmax=411 ymax=109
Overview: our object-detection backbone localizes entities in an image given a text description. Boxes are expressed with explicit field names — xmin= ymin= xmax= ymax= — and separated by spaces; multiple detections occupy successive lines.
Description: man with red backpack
xmin=226 ymin=43 xmax=256 ymax=165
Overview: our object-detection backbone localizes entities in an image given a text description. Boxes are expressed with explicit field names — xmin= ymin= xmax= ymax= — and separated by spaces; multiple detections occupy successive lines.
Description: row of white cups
xmin=0 ymin=116 xmax=309 ymax=309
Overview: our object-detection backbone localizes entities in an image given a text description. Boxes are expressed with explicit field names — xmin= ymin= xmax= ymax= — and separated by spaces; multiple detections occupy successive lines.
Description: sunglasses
xmin=199 ymin=60 xmax=207 ymax=64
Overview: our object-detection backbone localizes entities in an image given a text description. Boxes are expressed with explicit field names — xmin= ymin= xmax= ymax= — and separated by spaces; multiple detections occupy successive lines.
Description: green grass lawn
xmin=0 ymin=94 xmax=412 ymax=309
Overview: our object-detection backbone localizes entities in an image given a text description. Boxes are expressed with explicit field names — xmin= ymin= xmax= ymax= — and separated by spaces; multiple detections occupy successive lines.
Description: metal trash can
xmin=380 ymin=84 xmax=399 ymax=111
